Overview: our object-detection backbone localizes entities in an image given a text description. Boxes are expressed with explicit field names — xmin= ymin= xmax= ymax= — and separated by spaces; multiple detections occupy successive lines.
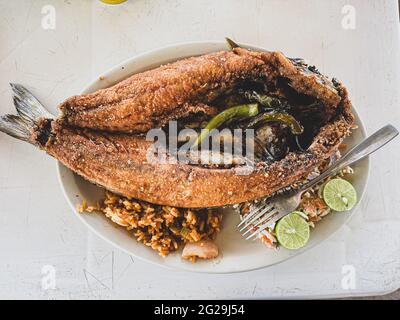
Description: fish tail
xmin=0 ymin=114 xmax=33 ymax=142
xmin=0 ymin=84 xmax=54 ymax=143
xmin=10 ymin=83 xmax=54 ymax=123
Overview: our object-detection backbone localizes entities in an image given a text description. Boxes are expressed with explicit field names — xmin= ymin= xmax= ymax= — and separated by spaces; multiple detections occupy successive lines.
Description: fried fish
xmin=0 ymin=46 xmax=354 ymax=208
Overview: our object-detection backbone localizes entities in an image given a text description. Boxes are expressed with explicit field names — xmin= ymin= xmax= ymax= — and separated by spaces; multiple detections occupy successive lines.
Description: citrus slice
xmin=275 ymin=212 xmax=310 ymax=250
xmin=323 ymin=178 xmax=357 ymax=211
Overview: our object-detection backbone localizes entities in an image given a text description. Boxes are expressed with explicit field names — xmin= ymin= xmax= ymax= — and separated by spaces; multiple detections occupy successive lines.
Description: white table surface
xmin=0 ymin=0 xmax=399 ymax=299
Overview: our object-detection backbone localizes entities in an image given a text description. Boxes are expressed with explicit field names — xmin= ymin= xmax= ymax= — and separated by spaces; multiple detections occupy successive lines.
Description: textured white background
xmin=0 ymin=0 xmax=399 ymax=299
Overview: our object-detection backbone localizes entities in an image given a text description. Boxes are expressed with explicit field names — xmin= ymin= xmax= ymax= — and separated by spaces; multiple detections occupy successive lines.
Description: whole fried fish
xmin=0 ymin=72 xmax=353 ymax=208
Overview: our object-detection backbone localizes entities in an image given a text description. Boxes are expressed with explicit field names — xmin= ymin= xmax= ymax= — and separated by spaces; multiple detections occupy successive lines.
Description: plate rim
xmin=56 ymin=40 xmax=370 ymax=273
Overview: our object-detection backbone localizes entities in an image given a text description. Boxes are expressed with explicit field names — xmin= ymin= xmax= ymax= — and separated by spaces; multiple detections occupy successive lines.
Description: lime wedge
xmin=323 ymin=178 xmax=357 ymax=211
xmin=275 ymin=212 xmax=310 ymax=250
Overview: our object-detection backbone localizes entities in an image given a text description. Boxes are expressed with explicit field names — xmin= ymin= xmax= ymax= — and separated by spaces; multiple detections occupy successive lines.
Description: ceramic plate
xmin=57 ymin=41 xmax=369 ymax=273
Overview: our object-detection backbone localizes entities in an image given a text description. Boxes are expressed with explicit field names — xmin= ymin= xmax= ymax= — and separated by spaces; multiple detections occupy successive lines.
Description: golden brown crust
xmin=60 ymin=48 xmax=343 ymax=135
xmin=59 ymin=50 xmax=267 ymax=132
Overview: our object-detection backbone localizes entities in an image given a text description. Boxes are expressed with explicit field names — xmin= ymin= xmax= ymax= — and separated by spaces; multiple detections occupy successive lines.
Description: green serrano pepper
xmin=193 ymin=103 xmax=259 ymax=147
xmin=252 ymin=112 xmax=304 ymax=135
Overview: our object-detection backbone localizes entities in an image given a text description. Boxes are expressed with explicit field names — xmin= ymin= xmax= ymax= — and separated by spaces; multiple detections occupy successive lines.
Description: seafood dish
xmin=0 ymin=40 xmax=356 ymax=261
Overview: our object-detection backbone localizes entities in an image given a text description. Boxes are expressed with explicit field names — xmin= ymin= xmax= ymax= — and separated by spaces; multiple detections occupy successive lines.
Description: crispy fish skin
xmin=59 ymin=49 xmax=341 ymax=133
xmin=59 ymin=51 xmax=266 ymax=132
xmin=40 ymin=84 xmax=353 ymax=208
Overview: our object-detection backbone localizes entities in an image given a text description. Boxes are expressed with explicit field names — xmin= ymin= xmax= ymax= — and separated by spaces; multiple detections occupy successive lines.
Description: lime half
xmin=323 ymin=178 xmax=357 ymax=211
xmin=276 ymin=212 xmax=310 ymax=250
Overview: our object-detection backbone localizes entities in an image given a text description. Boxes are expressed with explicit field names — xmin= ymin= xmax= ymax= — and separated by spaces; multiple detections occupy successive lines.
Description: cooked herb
xmin=241 ymin=90 xmax=291 ymax=112
xmin=247 ymin=112 xmax=304 ymax=135
xmin=295 ymin=135 xmax=305 ymax=152
xmin=243 ymin=91 xmax=275 ymax=107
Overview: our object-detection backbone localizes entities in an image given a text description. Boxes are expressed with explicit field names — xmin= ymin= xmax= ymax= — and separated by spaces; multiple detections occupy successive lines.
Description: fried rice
xmin=77 ymin=191 xmax=222 ymax=258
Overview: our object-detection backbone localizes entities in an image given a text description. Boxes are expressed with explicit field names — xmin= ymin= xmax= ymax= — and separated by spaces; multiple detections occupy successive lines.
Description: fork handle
xmin=299 ymin=124 xmax=399 ymax=192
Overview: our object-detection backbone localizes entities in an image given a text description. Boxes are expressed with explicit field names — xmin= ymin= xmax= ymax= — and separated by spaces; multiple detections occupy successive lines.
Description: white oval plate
xmin=57 ymin=41 xmax=369 ymax=273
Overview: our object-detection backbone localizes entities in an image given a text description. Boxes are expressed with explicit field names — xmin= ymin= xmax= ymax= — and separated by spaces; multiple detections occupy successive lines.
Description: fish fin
xmin=0 ymin=114 xmax=32 ymax=143
xmin=10 ymin=83 xmax=54 ymax=124
xmin=225 ymin=37 xmax=241 ymax=50
xmin=0 ymin=84 xmax=54 ymax=144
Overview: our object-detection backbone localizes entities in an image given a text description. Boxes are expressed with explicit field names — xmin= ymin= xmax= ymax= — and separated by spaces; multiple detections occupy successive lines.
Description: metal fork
xmin=238 ymin=124 xmax=399 ymax=240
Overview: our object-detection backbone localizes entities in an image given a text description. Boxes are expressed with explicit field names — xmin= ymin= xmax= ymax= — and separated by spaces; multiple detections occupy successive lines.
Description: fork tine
xmin=245 ymin=211 xmax=284 ymax=240
xmin=247 ymin=208 xmax=278 ymax=230
xmin=237 ymin=204 xmax=264 ymax=228
xmin=237 ymin=201 xmax=270 ymax=228
xmin=240 ymin=205 xmax=274 ymax=234
xmin=238 ymin=203 xmax=273 ymax=231
xmin=241 ymin=225 xmax=255 ymax=237
xmin=242 ymin=210 xmax=279 ymax=240
xmin=242 ymin=210 xmax=278 ymax=237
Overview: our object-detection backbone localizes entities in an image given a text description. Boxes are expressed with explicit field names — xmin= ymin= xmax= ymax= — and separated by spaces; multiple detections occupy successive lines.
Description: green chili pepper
xmin=193 ymin=103 xmax=259 ymax=147
xmin=254 ymin=112 xmax=304 ymax=135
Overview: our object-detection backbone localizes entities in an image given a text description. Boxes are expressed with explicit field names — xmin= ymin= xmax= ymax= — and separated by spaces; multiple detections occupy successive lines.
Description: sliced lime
xmin=275 ymin=212 xmax=310 ymax=250
xmin=323 ymin=178 xmax=357 ymax=211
